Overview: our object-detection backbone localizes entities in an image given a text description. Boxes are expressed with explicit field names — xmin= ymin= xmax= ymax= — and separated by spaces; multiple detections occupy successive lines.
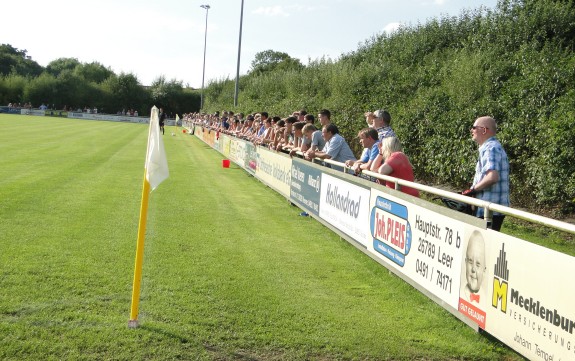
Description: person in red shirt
xmin=371 ymin=137 xmax=419 ymax=197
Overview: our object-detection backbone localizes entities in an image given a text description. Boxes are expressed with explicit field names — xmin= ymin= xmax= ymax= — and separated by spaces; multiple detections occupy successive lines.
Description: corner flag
xmin=145 ymin=107 xmax=169 ymax=190
xmin=129 ymin=106 xmax=169 ymax=328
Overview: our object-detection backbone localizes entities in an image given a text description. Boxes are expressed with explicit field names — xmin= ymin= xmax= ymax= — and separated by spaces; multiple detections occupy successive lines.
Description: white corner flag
xmin=129 ymin=106 xmax=169 ymax=328
xmin=145 ymin=106 xmax=169 ymax=191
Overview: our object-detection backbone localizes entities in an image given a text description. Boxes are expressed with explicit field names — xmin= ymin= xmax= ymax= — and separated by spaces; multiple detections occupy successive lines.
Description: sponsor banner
xmin=255 ymin=147 xmax=292 ymax=198
xmin=45 ymin=110 xmax=68 ymax=117
xmin=244 ymin=142 xmax=257 ymax=175
xmin=202 ymin=127 xmax=217 ymax=148
xmin=320 ymin=173 xmax=371 ymax=247
xmin=26 ymin=109 xmax=46 ymax=116
xmin=229 ymin=138 xmax=246 ymax=169
xmin=478 ymin=230 xmax=575 ymax=361
xmin=67 ymin=112 xmax=149 ymax=123
xmin=221 ymin=135 xmax=232 ymax=158
xmin=0 ymin=106 xmax=22 ymax=114
xmin=213 ymin=131 xmax=221 ymax=151
xmin=290 ymin=158 xmax=322 ymax=216
xmin=369 ymin=189 xmax=477 ymax=309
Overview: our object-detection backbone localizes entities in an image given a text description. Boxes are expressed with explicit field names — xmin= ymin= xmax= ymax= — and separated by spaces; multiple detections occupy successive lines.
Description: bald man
xmin=461 ymin=230 xmax=487 ymax=303
xmin=462 ymin=116 xmax=510 ymax=231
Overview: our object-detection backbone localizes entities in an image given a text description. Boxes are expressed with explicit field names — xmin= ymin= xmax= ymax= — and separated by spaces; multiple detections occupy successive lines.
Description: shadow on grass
xmin=139 ymin=324 xmax=192 ymax=344
xmin=138 ymin=324 xmax=261 ymax=360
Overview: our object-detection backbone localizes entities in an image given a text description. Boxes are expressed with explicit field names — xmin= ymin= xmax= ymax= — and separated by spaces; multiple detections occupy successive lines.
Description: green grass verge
xmin=0 ymin=114 xmax=535 ymax=360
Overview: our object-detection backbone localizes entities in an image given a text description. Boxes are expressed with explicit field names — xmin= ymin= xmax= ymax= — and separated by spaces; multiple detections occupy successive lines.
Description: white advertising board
xmin=319 ymin=173 xmax=371 ymax=248
xmin=476 ymin=230 xmax=575 ymax=361
xmin=229 ymin=138 xmax=246 ymax=169
xmin=368 ymin=188 xmax=479 ymax=310
xmin=255 ymin=147 xmax=292 ymax=198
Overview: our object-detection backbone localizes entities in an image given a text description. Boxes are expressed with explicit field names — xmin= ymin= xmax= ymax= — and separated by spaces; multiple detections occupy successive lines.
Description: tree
xmin=149 ymin=76 xmax=186 ymax=114
xmin=74 ymin=62 xmax=115 ymax=84
xmin=101 ymin=72 xmax=149 ymax=114
xmin=45 ymin=58 xmax=81 ymax=77
xmin=24 ymin=73 xmax=58 ymax=107
xmin=0 ymin=44 xmax=43 ymax=77
xmin=249 ymin=50 xmax=304 ymax=75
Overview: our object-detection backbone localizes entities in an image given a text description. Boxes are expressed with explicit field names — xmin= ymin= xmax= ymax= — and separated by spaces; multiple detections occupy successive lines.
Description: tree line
xmin=0 ymin=44 xmax=200 ymax=116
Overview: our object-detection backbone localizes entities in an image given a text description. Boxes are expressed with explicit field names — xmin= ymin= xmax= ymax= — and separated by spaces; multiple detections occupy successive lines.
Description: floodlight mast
xmin=200 ymin=4 xmax=210 ymax=111
xmin=234 ymin=0 xmax=244 ymax=107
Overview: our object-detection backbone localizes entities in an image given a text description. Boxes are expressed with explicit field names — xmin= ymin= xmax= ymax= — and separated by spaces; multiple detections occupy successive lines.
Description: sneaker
xmin=299 ymin=212 xmax=309 ymax=217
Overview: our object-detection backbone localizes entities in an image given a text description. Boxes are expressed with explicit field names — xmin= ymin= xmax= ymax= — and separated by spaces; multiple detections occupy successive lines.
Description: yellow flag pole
xmin=128 ymin=169 xmax=151 ymax=328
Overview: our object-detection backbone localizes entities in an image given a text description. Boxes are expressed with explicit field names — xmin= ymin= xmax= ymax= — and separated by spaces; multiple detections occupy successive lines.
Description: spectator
xmin=240 ymin=115 xmax=255 ymax=138
xmin=318 ymin=109 xmax=331 ymax=127
xmin=302 ymin=123 xmax=326 ymax=156
xmin=288 ymin=122 xmax=307 ymax=157
xmin=270 ymin=119 xmax=286 ymax=150
xmin=365 ymin=109 xmax=396 ymax=140
xmin=306 ymin=124 xmax=356 ymax=163
xmin=277 ymin=116 xmax=297 ymax=152
xmin=248 ymin=120 xmax=262 ymax=142
xmin=373 ymin=137 xmax=419 ymax=197
xmin=254 ymin=117 xmax=274 ymax=145
xmin=221 ymin=111 xmax=230 ymax=131
xmin=257 ymin=112 xmax=268 ymax=137
xmin=345 ymin=128 xmax=380 ymax=174
xmin=462 ymin=116 xmax=510 ymax=231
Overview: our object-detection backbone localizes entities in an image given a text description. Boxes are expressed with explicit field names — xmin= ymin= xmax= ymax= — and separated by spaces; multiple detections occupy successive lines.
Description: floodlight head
xmin=200 ymin=4 xmax=210 ymax=10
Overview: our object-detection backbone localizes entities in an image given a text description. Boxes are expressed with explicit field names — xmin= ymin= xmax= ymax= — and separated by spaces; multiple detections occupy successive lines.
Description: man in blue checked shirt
xmin=462 ymin=116 xmax=510 ymax=231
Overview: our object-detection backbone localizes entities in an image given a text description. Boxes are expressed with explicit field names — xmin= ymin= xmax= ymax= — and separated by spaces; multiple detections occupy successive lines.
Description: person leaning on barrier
xmin=270 ymin=119 xmax=286 ymax=150
xmin=305 ymin=124 xmax=356 ymax=163
xmin=276 ymin=116 xmax=297 ymax=152
xmin=462 ymin=116 xmax=510 ymax=232
xmin=241 ymin=115 xmax=255 ymax=138
xmin=345 ymin=128 xmax=380 ymax=175
xmin=371 ymin=137 xmax=419 ymax=198
xmin=296 ymin=114 xmax=316 ymax=149
xmin=302 ymin=123 xmax=325 ymax=155
xmin=288 ymin=122 xmax=307 ymax=157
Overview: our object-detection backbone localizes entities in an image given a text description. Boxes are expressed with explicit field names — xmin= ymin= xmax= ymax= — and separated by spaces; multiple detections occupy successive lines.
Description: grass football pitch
xmin=0 ymin=114 xmax=525 ymax=360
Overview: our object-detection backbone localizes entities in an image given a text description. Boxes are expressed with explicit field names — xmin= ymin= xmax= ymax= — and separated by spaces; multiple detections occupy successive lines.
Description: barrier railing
xmin=359 ymin=169 xmax=575 ymax=235
xmin=297 ymin=146 xmax=575 ymax=235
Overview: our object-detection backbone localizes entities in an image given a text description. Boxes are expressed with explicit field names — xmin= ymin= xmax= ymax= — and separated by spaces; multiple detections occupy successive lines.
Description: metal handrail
xmin=360 ymin=168 xmax=575 ymax=235
xmin=312 ymin=151 xmax=575 ymax=235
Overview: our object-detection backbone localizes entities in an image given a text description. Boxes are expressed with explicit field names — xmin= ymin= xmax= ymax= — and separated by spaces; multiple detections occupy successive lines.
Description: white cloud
xmin=382 ymin=22 xmax=402 ymax=34
xmin=252 ymin=6 xmax=290 ymax=17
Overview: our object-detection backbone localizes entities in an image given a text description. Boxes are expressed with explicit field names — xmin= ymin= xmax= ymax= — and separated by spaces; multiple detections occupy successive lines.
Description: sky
xmin=2 ymin=0 xmax=499 ymax=88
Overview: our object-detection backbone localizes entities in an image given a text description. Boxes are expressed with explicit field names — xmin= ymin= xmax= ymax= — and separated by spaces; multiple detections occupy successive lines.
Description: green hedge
xmin=203 ymin=0 xmax=575 ymax=215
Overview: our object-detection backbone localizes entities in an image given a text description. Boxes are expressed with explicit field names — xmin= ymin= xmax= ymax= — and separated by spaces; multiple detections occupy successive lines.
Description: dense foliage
xmin=202 ymin=0 xmax=575 ymax=215
xmin=0 ymin=47 xmax=200 ymax=116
